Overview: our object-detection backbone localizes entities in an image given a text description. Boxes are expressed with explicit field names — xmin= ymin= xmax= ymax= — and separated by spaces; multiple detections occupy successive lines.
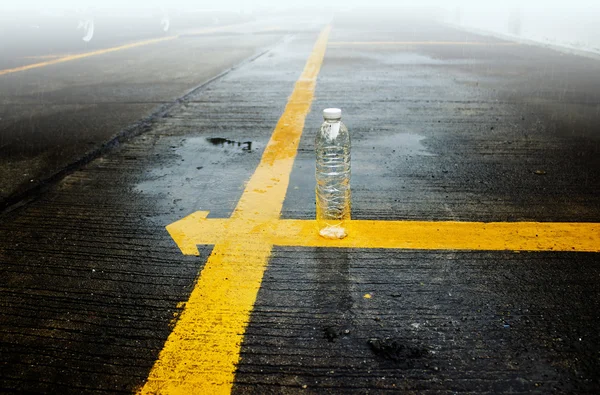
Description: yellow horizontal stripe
xmin=183 ymin=25 xmax=283 ymax=36
xmin=140 ymin=25 xmax=332 ymax=394
xmin=275 ymin=219 xmax=599 ymax=252
xmin=167 ymin=213 xmax=600 ymax=254
xmin=22 ymin=54 xmax=65 ymax=60
xmin=1 ymin=24 xmax=290 ymax=77
xmin=0 ymin=36 xmax=178 ymax=76
xmin=329 ymin=41 xmax=518 ymax=46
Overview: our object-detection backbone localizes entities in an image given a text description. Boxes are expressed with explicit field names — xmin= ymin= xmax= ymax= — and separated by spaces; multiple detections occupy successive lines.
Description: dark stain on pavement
xmin=367 ymin=337 xmax=428 ymax=365
xmin=206 ymin=137 xmax=253 ymax=152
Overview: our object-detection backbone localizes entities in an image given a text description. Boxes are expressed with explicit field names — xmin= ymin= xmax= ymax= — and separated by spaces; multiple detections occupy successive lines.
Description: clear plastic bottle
xmin=315 ymin=108 xmax=351 ymax=239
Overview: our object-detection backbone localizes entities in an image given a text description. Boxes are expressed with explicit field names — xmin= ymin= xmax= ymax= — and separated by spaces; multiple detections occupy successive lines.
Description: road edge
xmin=443 ymin=21 xmax=600 ymax=61
xmin=0 ymin=34 xmax=293 ymax=216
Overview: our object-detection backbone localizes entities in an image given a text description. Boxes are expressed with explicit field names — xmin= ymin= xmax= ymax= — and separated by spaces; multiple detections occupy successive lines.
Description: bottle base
xmin=319 ymin=225 xmax=347 ymax=239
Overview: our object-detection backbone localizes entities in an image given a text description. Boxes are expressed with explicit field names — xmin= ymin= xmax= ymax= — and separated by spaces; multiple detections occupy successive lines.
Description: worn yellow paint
xmin=329 ymin=41 xmax=519 ymax=46
xmin=0 ymin=36 xmax=178 ymax=76
xmin=140 ymin=25 xmax=332 ymax=394
xmin=166 ymin=214 xmax=600 ymax=253
xmin=22 ymin=54 xmax=66 ymax=60
xmin=1 ymin=23 xmax=281 ymax=77
xmin=183 ymin=25 xmax=283 ymax=36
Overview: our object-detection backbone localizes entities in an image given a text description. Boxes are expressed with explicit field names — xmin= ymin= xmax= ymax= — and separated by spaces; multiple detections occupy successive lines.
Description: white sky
xmin=2 ymin=0 xmax=600 ymax=11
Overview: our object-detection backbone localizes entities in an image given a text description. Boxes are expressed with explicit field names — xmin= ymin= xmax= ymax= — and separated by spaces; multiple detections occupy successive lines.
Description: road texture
xmin=1 ymin=9 xmax=600 ymax=394
xmin=0 ymin=14 xmax=305 ymax=209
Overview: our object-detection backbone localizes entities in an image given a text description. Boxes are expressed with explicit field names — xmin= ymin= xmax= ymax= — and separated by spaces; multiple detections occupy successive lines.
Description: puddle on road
xmin=368 ymin=52 xmax=446 ymax=66
xmin=361 ymin=133 xmax=435 ymax=157
xmin=336 ymin=51 xmax=482 ymax=67
xmin=133 ymin=136 xmax=258 ymax=204
xmin=171 ymin=136 xmax=257 ymax=162
xmin=206 ymin=137 xmax=252 ymax=152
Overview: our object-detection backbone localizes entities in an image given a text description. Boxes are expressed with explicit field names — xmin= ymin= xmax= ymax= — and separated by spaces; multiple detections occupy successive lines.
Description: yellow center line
xmin=167 ymin=214 xmax=600 ymax=254
xmin=139 ymin=26 xmax=332 ymax=394
xmin=329 ymin=41 xmax=519 ymax=46
xmin=0 ymin=36 xmax=178 ymax=77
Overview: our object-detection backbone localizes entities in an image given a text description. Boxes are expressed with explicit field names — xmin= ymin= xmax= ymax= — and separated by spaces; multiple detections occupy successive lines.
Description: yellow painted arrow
xmin=167 ymin=211 xmax=600 ymax=254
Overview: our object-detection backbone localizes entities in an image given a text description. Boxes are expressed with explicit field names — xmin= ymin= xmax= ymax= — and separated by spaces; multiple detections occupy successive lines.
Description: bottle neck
xmin=324 ymin=118 xmax=341 ymax=123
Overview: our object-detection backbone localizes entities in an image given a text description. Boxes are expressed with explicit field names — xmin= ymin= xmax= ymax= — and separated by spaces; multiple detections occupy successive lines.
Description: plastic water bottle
xmin=315 ymin=108 xmax=351 ymax=239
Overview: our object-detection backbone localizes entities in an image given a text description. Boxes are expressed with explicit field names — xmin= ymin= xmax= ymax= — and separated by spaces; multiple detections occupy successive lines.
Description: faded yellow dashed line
xmin=139 ymin=26 xmax=332 ymax=394
xmin=329 ymin=41 xmax=519 ymax=46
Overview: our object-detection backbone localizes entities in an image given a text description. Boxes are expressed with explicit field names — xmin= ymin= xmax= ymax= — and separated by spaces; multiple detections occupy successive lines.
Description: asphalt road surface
xmin=0 ymin=13 xmax=316 ymax=208
xmin=1 ymin=9 xmax=599 ymax=394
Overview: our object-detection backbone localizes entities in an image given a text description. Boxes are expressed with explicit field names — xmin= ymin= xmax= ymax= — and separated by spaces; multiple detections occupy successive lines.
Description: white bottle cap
xmin=323 ymin=108 xmax=342 ymax=120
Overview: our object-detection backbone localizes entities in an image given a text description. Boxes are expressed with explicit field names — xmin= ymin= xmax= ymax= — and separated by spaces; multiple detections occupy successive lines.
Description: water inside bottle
xmin=315 ymin=117 xmax=351 ymax=239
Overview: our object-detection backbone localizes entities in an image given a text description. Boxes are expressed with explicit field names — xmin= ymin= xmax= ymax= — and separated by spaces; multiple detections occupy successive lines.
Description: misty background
xmin=1 ymin=0 xmax=599 ymax=55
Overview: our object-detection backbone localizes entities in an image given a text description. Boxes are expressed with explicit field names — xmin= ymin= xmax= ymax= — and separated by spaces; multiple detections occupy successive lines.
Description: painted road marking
xmin=329 ymin=41 xmax=519 ymax=46
xmin=181 ymin=25 xmax=284 ymax=37
xmin=140 ymin=26 xmax=332 ymax=394
xmin=22 ymin=54 xmax=66 ymax=60
xmin=0 ymin=23 xmax=251 ymax=77
xmin=167 ymin=213 xmax=600 ymax=253
xmin=144 ymin=24 xmax=599 ymax=394
xmin=0 ymin=36 xmax=178 ymax=76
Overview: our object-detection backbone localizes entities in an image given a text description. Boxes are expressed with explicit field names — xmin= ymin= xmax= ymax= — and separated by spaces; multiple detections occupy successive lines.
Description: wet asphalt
xmin=0 ymin=14 xmax=287 ymax=209
xmin=1 ymin=10 xmax=600 ymax=394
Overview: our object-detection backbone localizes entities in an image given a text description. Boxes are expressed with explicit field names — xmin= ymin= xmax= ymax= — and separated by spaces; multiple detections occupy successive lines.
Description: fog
xmin=1 ymin=0 xmax=599 ymax=54
xmin=1 ymin=0 xmax=598 ymax=11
